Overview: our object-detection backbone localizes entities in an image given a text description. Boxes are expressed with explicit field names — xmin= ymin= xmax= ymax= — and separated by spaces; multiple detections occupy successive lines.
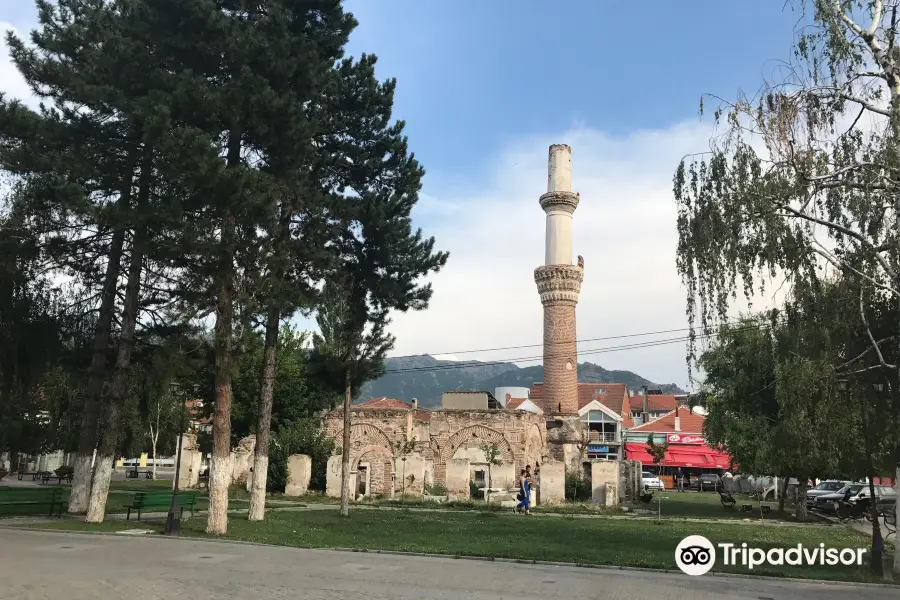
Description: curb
xmin=1 ymin=525 xmax=896 ymax=588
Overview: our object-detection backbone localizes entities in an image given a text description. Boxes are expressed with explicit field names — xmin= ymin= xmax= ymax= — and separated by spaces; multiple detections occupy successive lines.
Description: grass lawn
xmin=332 ymin=490 xmax=818 ymax=523
xmin=30 ymin=507 xmax=892 ymax=584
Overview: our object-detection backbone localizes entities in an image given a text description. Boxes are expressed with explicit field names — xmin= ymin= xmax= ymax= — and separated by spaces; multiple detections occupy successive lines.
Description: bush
xmin=424 ymin=482 xmax=448 ymax=496
xmin=469 ymin=480 xmax=483 ymax=499
xmin=565 ymin=472 xmax=591 ymax=501
xmin=267 ymin=419 xmax=334 ymax=493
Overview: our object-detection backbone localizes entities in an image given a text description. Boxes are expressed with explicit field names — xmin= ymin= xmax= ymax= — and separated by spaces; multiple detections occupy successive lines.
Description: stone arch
xmin=524 ymin=422 xmax=546 ymax=467
xmin=335 ymin=422 xmax=395 ymax=454
xmin=352 ymin=444 xmax=394 ymax=497
xmin=441 ymin=424 xmax=515 ymax=464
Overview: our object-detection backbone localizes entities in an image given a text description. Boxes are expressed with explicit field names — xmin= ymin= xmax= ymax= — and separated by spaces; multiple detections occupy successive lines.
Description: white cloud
xmin=0 ymin=22 xmax=37 ymax=107
xmin=383 ymin=121 xmax=752 ymax=391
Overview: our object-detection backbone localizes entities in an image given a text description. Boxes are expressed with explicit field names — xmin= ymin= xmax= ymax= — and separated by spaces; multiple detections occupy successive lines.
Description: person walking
xmin=676 ymin=467 xmax=684 ymax=492
xmin=515 ymin=469 xmax=532 ymax=515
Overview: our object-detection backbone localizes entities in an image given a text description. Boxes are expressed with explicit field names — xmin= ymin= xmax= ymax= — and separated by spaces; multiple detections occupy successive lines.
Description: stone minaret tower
xmin=534 ymin=144 xmax=583 ymax=415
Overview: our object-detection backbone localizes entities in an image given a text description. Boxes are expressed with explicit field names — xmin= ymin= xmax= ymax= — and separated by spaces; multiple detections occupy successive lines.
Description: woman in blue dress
xmin=515 ymin=469 xmax=531 ymax=514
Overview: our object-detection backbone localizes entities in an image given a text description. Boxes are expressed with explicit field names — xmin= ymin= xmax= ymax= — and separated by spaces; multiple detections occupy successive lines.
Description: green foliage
xmin=424 ymin=483 xmax=448 ymax=496
xmin=565 ymin=472 xmax=591 ymax=502
xmin=480 ymin=443 xmax=503 ymax=467
xmin=646 ymin=435 xmax=669 ymax=467
xmin=267 ymin=419 xmax=335 ymax=493
xmin=231 ymin=325 xmax=339 ymax=443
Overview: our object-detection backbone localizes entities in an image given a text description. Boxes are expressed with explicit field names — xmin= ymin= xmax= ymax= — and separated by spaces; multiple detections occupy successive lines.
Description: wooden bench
xmin=16 ymin=471 xmax=40 ymax=481
xmin=40 ymin=472 xmax=73 ymax=485
xmin=125 ymin=469 xmax=153 ymax=480
xmin=126 ymin=491 xmax=198 ymax=521
xmin=0 ymin=487 xmax=66 ymax=517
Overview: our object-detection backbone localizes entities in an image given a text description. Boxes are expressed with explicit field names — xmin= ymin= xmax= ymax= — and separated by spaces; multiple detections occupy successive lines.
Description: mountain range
xmin=358 ymin=355 xmax=686 ymax=409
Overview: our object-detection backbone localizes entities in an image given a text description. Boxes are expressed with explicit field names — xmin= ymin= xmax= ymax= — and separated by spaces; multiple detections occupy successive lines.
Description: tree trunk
xmin=84 ymin=146 xmax=151 ymax=524
xmin=69 ymin=226 xmax=126 ymax=514
xmin=867 ymin=477 xmax=884 ymax=574
xmin=858 ymin=392 xmax=885 ymax=574
xmin=248 ymin=303 xmax=280 ymax=521
xmin=340 ymin=368 xmax=352 ymax=517
xmin=206 ymin=127 xmax=242 ymax=536
xmin=778 ymin=476 xmax=788 ymax=513
xmin=894 ymin=464 xmax=899 ymax=576
xmin=794 ymin=478 xmax=808 ymax=522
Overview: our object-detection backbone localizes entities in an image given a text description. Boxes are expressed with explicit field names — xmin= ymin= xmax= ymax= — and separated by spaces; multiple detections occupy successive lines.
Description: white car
xmin=642 ymin=471 xmax=664 ymax=491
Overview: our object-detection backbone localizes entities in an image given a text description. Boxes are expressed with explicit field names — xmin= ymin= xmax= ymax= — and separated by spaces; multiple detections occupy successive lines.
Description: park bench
xmin=0 ymin=487 xmax=66 ymax=517
xmin=125 ymin=469 xmax=153 ymax=480
xmin=718 ymin=490 xmax=736 ymax=509
xmin=126 ymin=491 xmax=198 ymax=521
xmin=40 ymin=471 xmax=73 ymax=485
xmin=17 ymin=471 xmax=41 ymax=481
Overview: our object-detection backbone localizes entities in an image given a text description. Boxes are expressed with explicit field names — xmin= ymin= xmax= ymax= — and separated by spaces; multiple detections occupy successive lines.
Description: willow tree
xmin=674 ymin=0 xmax=900 ymax=574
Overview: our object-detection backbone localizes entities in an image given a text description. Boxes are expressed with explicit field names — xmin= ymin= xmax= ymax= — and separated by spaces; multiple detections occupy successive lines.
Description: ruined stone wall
xmin=323 ymin=408 xmax=547 ymax=492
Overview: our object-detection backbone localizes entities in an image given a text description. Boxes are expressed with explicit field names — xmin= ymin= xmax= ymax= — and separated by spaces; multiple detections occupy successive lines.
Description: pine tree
xmin=308 ymin=55 xmax=450 ymax=514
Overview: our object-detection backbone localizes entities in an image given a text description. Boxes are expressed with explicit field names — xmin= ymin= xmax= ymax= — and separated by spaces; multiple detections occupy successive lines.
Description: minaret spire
xmin=534 ymin=144 xmax=583 ymax=414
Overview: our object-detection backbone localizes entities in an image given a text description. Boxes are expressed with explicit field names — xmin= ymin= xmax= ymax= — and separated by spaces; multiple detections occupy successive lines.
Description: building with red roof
xmin=624 ymin=405 xmax=731 ymax=473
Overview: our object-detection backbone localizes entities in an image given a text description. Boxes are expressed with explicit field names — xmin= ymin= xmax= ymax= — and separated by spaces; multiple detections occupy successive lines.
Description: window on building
xmin=474 ymin=470 xmax=485 ymax=485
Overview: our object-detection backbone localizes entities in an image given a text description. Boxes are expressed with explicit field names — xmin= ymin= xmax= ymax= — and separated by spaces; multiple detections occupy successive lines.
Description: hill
xmin=358 ymin=355 xmax=685 ymax=409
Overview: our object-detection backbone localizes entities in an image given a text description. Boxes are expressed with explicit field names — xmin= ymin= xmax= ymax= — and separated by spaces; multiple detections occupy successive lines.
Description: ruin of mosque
xmin=318 ymin=144 xmax=720 ymax=505
xmin=321 ymin=144 xmax=626 ymax=504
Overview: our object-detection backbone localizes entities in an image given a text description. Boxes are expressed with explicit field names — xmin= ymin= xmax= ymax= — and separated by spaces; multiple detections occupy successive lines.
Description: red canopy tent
xmin=625 ymin=442 xmax=731 ymax=469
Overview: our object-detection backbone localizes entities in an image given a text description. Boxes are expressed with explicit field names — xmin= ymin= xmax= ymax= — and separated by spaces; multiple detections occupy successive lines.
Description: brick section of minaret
xmin=534 ymin=264 xmax=583 ymax=415
xmin=542 ymin=301 xmax=579 ymax=414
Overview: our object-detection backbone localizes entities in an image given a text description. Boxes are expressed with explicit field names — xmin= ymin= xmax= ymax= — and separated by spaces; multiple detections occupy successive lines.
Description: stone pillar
xmin=174 ymin=433 xmax=201 ymax=490
xmin=446 ymin=458 xmax=471 ymax=500
xmin=538 ymin=461 xmax=565 ymax=505
xmin=591 ymin=461 xmax=620 ymax=507
xmin=326 ymin=455 xmax=343 ymax=498
xmin=535 ymin=144 xmax=583 ymax=415
xmin=285 ymin=454 xmax=312 ymax=496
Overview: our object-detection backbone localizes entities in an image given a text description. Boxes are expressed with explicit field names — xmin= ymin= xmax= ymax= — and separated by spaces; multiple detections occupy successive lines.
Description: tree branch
xmin=859 ymin=286 xmax=896 ymax=369
xmin=811 ymin=241 xmax=898 ymax=297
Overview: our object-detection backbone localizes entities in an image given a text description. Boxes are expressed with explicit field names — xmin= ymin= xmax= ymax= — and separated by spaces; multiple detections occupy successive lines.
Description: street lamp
xmin=836 ymin=379 xmax=849 ymax=392
xmin=165 ymin=381 xmax=199 ymax=536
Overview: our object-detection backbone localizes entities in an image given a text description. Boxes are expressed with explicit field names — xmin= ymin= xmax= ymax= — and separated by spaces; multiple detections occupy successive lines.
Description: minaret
xmin=534 ymin=144 xmax=583 ymax=414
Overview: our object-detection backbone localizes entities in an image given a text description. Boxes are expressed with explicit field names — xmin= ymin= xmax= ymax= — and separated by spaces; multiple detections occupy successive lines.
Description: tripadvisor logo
xmin=675 ymin=536 xmax=867 ymax=576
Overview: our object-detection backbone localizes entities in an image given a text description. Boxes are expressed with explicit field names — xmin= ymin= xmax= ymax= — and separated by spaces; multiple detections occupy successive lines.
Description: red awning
xmin=625 ymin=442 xmax=731 ymax=469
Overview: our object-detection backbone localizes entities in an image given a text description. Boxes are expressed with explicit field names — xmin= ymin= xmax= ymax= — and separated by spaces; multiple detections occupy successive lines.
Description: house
xmin=628 ymin=388 xmax=680 ymax=426
xmin=531 ymin=382 xmax=634 ymax=461
xmin=505 ymin=395 xmax=544 ymax=415
xmin=624 ymin=406 xmax=731 ymax=475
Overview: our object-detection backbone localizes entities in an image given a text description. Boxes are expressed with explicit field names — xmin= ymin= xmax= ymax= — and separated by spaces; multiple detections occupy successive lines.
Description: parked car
xmin=806 ymin=480 xmax=852 ymax=508
xmin=691 ymin=473 xmax=722 ymax=492
xmin=812 ymin=483 xmax=877 ymax=512
xmin=642 ymin=471 xmax=664 ymax=491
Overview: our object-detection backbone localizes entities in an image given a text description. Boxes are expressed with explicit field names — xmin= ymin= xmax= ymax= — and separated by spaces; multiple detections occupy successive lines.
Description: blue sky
xmin=342 ymin=0 xmax=800 ymax=184
xmin=1 ymin=2 xmax=805 ymax=389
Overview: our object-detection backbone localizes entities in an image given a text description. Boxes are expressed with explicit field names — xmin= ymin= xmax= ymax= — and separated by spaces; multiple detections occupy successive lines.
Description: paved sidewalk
xmin=0 ymin=528 xmax=896 ymax=600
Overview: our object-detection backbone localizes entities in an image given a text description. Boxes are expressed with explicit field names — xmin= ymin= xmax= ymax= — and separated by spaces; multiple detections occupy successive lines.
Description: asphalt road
xmin=0 ymin=529 xmax=895 ymax=600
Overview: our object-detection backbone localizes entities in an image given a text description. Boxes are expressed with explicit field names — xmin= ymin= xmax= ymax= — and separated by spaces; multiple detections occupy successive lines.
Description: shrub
xmin=565 ymin=472 xmax=591 ymax=501
xmin=267 ymin=419 xmax=334 ymax=492
xmin=424 ymin=482 xmax=448 ymax=496
xmin=469 ymin=480 xmax=483 ymax=499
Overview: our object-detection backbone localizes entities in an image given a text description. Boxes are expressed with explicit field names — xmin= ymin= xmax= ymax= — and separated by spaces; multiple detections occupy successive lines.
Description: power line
xmin=382 ymin=315 xmax=779 ymax=361
xmin=380 ymin=317 xmax=789 ymax=375
xmin=228 ymin=315 xmax=787 ymax=381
